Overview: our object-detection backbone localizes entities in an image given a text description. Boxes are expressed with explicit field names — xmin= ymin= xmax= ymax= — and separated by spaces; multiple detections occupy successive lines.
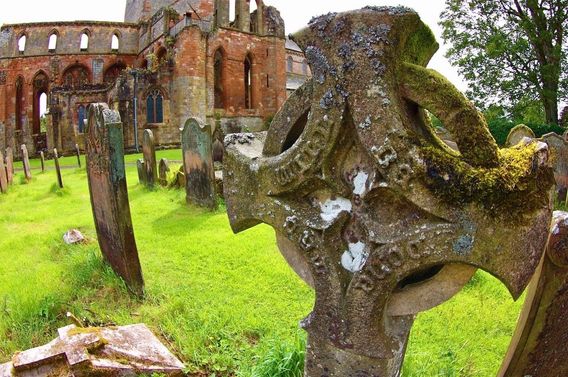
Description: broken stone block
xmin=63 ymin=229 xmax=85 ymax=245
xmin=0 ymin=324 xmax=184 ymax=377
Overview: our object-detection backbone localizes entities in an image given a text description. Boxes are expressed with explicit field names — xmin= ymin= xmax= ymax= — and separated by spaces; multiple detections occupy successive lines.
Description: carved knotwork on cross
xmin=224 ymin=7 xmax=555 ymax=377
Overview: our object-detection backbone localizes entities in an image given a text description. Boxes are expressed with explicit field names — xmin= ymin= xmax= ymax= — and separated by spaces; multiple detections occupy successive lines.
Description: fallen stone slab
xmin=0 ymin=324 xmax=184 ymax=377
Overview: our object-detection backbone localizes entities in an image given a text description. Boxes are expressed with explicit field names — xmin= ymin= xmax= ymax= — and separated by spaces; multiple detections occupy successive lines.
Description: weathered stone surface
xmin=0 ymin=324 xmax=184 ymax=376
xmin=39 ymin=151 xmax=45 ymax=173
xmin=159 ymin=158 xmax=170 ymax=186
xmin=213 ymin=139 xmax=225 ymax=163
xmin=75 ymin=143 xmax=82 ymax=168
xmin=506 ymin=124 xmax=535 ymax=147
xmin=63 ymin=229 xmax=85 ymax=245
xmin=499 ymin=211 xmax=568 ymax=376
xmin=0 ymin=150 xmax=7 ymax=194
xmin=20 ymin=144 xmax=31 ymax=181
xmin=224 ymin=8 xmax=554 ymax=376
xmin=85 ymin=103 xmax=144 ymax=296
xmin=136 ymin=158 xmax=146 ymax=184
xmin=541 ymin=132 xmax=568 ymax=201
xmin=142 ymin=129 xmax=157 ymax=187
xmin=5 ymin=147 xmax=13 ymax=185
xmin=53 ymin=148 xmax=64 ymax=189
xmin=182 ymin=118 xmax=217 ymax=209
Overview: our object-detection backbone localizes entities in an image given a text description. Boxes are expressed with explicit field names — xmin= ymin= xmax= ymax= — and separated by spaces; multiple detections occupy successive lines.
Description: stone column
xmin=236 ymin=0 xmax=251 ymax=32
xmin=216 ymin=0 xmax=230 ymax=27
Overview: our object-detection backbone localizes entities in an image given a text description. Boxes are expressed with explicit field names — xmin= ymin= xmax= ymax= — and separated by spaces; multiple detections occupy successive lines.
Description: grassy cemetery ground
xmin=0 ymin=149 xmax=526 ymax=376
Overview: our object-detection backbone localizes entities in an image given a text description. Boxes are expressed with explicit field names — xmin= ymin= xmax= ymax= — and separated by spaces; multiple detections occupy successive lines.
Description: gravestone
xmin=5 ymin=147 xmax=13 ymax=185
xmin=21 ymin=144 xmax=32 ymax=181
xmin=40 ymin=151 xmax=45 ymax=173
xmin=142 ymin=129 xmax=157 ymax=187
xmin=213 ymin=139 xmax=224 ymax=163
xmin=158 ymin=158 xmax=170 ymax=186
xmin=181 ymin=118 xmax=217 ymax=209
xmin=85 ymin=103 xmax=144 ymax=296
xmin=137 ymin=158 xmax=146 ymax=184
xmin=75 ymin=143 xmax=81 ymax=168
xmin=224 ymin=8 xmax=554 ymax=376
xmin=0 ymin=324 xmax=184 ymax=376
xmin=0 ymin=150 xmax=7 ymax=194
xmin=506 ymin=124 xmax=535 ymax=146
xmin=53 ymin=148 xmax=63 ymax=189
xmin=541 ymin=133 xmax=568 ymax=201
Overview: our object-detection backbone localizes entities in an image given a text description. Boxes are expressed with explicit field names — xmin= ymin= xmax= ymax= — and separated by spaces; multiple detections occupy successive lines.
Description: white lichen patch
xmin=353 ymin=171 xmax=369 ymax=196
xmin=320 ymin=197 xmax=352 ymax=223
xmin=341 ymin=242 xmax=368 ymax=273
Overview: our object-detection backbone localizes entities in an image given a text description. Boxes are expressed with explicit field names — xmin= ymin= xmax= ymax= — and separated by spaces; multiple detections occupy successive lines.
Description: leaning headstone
xmin=224 ymin=8 xmax=554 ymax=376
xmin=53 ymin=148 xmax=63 ymax=189
xmin=181 ymin=118 xmax=217 ymax=209
xmin=142 ymin=129 xmax=157 ymax=187
xmin=158 ymin=158 xmax=170 ymax=186
xmin=40 ymin=151 xmax=45 ymax=173
xmin=137 ymin=159 xmax=146 ymax=184
xmin=541 ymin=133 xmax=568 ymax=201
xmin=85 ymin=103 xmax=144 ymax=296
xmin=20 ymin=144 xmax=31 ymax=181
xmin=75 ymin=143 xmax=81 ymax=168
xmin=0 ymin=150 xmax=7 ymax=194
xmin=506 ymin=124 xmax=535 ymax=146
xmin=0 ymin=324 xmax=185 ymax=376
xmin=5 ymin=147 xmax=13 ymax=185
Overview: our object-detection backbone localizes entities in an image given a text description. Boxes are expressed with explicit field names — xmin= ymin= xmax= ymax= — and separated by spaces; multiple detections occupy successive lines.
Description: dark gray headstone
xmin=21 ymin=144 xmax=32 ymax=181
xmin=158 ymin=158 xmax=170 ymax=187
xmin=0 ymin=150 xmax=7 ymax=194
xmin=5 ymin=147 xmax=13 ymax=185
xmin=142 ymin=130 xmax=157 ymax=187
xmin=53 ymin=148 xmax=63 ymax=189
xmin=40 ymin=151 xmax=45 ymax=173
xmin=181 ymin=118 xmax=217 ymax=209
xmin=85 ymin=103 xmax=144 ymax=296
xmin=75 ymin=144 xmax=81 ymax=168
xmin=137 ymin=159 xmax=146 ymax=185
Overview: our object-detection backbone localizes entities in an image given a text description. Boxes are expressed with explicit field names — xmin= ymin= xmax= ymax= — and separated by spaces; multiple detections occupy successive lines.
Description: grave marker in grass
xmin=85 ymin=103 xmax=144 ymax=297
xmin=40 ymin=151 xmax=45 ymax=173
xmin=137 ymin=159 xmax=146 ymax=184
xmin=75 ymin=143 xmax=81 ymax=168
xmin=159 ymin=158 xmax=170 ymax=186
xmin=5 ymin=147 xmax=13 ymax=185
xmin=0 ymin=150 xmax=7 ymax=193
xmin=224 ymin=8 xmax=555 ymax=376
xmin=142 ymin=129 xmax=157 ymax=187
xmin=21 ymin=144 xmax=31 ymax=181
xmin=53 ymin=148 xmax=63 ymax=189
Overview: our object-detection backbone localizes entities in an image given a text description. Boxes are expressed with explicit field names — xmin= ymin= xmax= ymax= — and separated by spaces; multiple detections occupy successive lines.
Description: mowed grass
xmin=0 ymin=149 xmax=525 ymax=376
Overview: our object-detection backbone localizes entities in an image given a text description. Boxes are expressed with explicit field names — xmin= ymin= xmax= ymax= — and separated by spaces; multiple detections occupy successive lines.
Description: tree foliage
xmin=440 ymin=0 xmax=568 ymax=125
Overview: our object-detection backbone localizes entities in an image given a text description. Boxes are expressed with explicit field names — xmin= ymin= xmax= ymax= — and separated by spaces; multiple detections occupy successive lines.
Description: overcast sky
xmin=0 ymin=0 xmax=466 ymax=91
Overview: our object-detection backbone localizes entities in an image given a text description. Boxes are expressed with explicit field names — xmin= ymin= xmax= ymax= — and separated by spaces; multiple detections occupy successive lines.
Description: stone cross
xmin=0 ymin=150 xmax=7 ymax=194
xmin=85 ymin=103 xmax=144 ymax=297
xmin=20 ymin=144 xmax=32 ymax=181
xmin=181 ymin=118 xmax=217 ymax=209
xmin=137 ymin=158 xmax=146 ymax=185
xmin=224 ymin=8 xmax=554 ymax=376
xmin=158 ymin=158 xmax=170 ymax=186
xmin=142 ymin=129 xmax=157 ymax=187
xmin=40 ymin=151 xmax=45 ymax=173
xmin=5 ymin=147 xmax=13 ymax=185
xmin=53 ymin=148 xmax=63 ymax=189
xmin=75 ymin=143 xmax=81 ymax=168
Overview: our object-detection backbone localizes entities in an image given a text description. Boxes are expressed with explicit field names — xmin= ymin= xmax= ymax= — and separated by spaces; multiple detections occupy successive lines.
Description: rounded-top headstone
xmin=506 ymin=124 xmax=536 ymax=146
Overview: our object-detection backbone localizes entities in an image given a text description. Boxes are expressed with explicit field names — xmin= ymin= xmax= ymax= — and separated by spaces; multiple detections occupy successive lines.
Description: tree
xmin=440 ymin=0 xmax=568 ymax=125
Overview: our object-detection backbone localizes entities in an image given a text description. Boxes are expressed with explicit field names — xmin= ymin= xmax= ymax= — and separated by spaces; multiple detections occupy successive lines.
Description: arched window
xmin=287 ymin=56 xmax=293 ymax=72
xmin=18 ymin=35 xmax=26 ymax=54
xmin=77 ymin=105 xmax=86 ymax=133
xmin=62 ymin=64 xmax=90 ymax=88
xmin=229 ymin=0 xmax=236 ymax=23
xmin=104 ymin=62 xmax=126 ymax=83
xmin=80 ymin=32 xmax=89 ymax=51
xmin=111 ymin=34 xmax=120 ymax=51
xmin=15 ymin=77 xmax=24 ymax=131
xmin=32 ymin=72 xmax=49 ymax=135
xmin=244 ymin=54 xmax=253 ymax=109
xmin=146 ymin=90 xmax=164 ymax=124
xmin=302 ymin=60 xmax=308 ymax=75
xmin=48 ymin=32 xmax=58 ymax=52
xmin=214 ymin=49 xmax=224 ymax=109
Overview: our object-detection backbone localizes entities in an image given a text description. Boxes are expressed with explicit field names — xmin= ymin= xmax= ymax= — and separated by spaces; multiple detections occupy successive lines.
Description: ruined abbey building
xmin=0 ymin=0 xmax=287 ymax=156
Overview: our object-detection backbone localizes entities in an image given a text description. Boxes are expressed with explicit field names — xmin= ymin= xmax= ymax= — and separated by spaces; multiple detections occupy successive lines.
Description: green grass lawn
xmin=0 ymin=150 xmax=525 ymax=376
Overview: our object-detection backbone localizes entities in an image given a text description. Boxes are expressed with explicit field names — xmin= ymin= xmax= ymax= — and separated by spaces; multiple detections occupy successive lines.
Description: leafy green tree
xmin=440 ymin=0 xmax=568 ymax=125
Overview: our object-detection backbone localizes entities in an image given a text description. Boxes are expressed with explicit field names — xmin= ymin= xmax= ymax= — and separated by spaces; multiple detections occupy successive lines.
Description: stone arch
xmin=145 ymin=87 xmax=166 ymax=124
xmin=62 ymin=63 xmax=91 ymax=88
xmin=213 ymin=47 xmax=226 ymax=109
xmin=48 ymin=30 xmax=58 ymax=52
xmin=17 ymin=33 xmax=27 ymax=54
xmin=111 ymin=31 xmax=121 ymax=51
xmin=104 ymin=61 xmax=127 ymax=84
xmin=32 ymin=70 xmax=49 ymax=136
xmin=80 ymin=29 xmax=91 ymax=51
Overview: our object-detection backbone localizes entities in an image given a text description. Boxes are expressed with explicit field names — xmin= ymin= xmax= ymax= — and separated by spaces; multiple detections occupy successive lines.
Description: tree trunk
xmin=541 ymin=86 xmax=559 ymax=125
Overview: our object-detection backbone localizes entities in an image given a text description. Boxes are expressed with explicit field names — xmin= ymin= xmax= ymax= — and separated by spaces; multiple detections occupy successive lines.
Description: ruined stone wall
xmin=125 ymin=0 xmax=214 ymax=23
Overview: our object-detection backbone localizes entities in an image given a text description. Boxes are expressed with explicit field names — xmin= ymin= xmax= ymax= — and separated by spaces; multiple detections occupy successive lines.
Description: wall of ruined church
xmin=125 ymin=0 xmax=215 ymax=23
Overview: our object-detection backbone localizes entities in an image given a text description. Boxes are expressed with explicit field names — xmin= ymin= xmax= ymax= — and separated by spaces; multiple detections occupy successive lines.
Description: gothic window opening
xmin=244 ymin=54 xmax=253 ymax=109
xmin=15 ymin=77 xmax=24 ymax=131
xmin=80 ymin=32 xmax=89 ymax=51
xmin=146 ymin=90 xmax=164 ymax=124
xmin=111 ymin=34 xmax=120 ymax=51
xmin=229 ymin=0 xmax=236 ymax=23
xmin=287 ymin=56 xmax=293 ymax=72
xmin=214 ymin=49 xmax=224 ymax=109
xmin=18 ymin=35 xmax=26 ymax=54
xmin=48 ymin=32 xmax=58 ymax=52
xmin=77 ymin=105 xmax=86 ymax=133
xmin=104 ymin=62 xmax=126 ymax=84
xmin=62 ymin=64 xmax=90 ymax=89
xmin=32 ymin=72 xmax=49 ymax=136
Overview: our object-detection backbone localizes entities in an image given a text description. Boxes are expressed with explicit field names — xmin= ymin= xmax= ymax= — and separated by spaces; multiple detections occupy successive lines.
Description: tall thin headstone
xmin=142 ymin=129 xmax=157 ymax=187
xmin=53 ymin=148 xmax=63 ymax=189
xmin=5 ymin=147 xmax=13 ymax=185
xmin=75 ymin=143 xmax=81 ymax=168
xmin=158 ymin=158 xmax=170 ymax=186
xmin=85 ymin=103 xmax=144 ymax=296
xmin=40 ymin=151 xmax=46 ymax=173
xmin=137 ymin=159 xmax=146 ymax=184
xmin=181 ymin=118 xmax=217 ymax=209
xmin=0 ymin=150 xmax=8 ymax=194
xmin=21 ymin=144 xmax=32 ymax=181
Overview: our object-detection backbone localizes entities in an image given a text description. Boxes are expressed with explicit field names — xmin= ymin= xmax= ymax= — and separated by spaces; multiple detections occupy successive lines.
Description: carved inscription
xmin=284 ymin=215 xmax=327 ymax=275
